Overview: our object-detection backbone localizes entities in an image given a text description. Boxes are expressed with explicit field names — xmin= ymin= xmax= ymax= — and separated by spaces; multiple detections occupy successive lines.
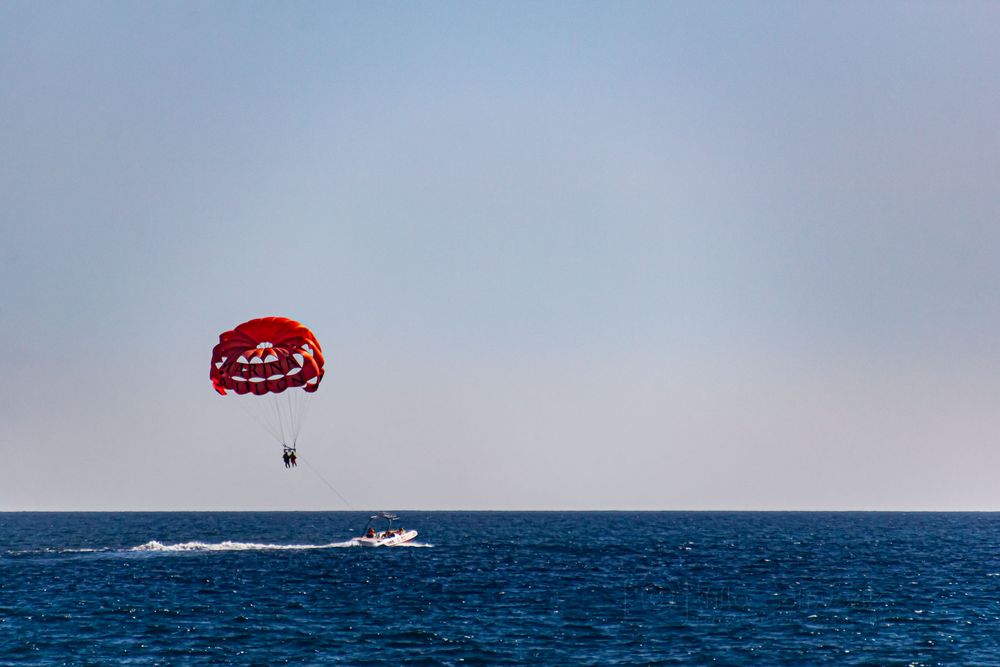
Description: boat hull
xmin=356 ymin=530 xmax=418 ymax=547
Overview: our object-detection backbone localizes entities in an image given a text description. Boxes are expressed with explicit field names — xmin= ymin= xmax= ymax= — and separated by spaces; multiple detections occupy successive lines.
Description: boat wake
xmin=5 ymin=547 xmax=102 ymax=556
xmin=6 ymin=540 xmax=434 ymax=558
xmin=129 ymin=539 xmax=434 ymax=552
xmin=130 ymin=540 xmax=357 ymax=552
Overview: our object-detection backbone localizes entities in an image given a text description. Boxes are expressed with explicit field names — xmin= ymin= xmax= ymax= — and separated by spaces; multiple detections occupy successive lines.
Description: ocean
xmin=3 ymin=512 xmax=1000 ymax=665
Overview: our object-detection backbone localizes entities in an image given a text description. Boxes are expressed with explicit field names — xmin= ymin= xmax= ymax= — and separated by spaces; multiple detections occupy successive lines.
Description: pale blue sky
xmin=2 ymin=2 xmax=999 ymax=510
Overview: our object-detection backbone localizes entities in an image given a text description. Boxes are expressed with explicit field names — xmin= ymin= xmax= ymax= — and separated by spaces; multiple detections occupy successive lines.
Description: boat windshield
xmin=365 ymin=512 xmax=401 ymax=535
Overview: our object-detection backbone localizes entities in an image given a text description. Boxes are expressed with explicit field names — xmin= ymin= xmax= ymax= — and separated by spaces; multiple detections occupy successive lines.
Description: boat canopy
xmin=365 ymin=512 xmax=401 ymax=532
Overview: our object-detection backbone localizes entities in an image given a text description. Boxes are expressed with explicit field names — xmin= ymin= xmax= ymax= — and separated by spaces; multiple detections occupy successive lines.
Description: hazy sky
xmin=2 ymin=1 xmax=999 ymax=510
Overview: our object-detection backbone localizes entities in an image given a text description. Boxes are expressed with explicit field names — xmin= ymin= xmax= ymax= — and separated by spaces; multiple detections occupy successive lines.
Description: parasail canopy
xmin=211 ymin=316 xmax=325 ymax=396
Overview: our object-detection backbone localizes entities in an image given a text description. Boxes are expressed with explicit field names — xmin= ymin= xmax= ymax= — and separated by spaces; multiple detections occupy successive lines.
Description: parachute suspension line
xmin=285 ymin=391 xmax=295 ymax=446
xmin=271 ymin=396 xmax=287 ymax=447
xmin=229 ymin=390 xmax=311 ymax=451
xmin=232 ymin=394 xmax=284 ymax=444
xmin=292 ymin=391 xmax=313 ymax=447
xmin=298 ymin=453 xmax=353 ymax=509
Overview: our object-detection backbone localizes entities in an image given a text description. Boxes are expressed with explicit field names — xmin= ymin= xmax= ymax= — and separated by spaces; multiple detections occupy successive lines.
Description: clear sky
xmin=2 ymin=1 xmax=999 ymax=510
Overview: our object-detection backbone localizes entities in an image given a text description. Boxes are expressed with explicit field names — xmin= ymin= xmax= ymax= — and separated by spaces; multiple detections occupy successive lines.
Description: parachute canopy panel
xmin=211 ymin=316 xmax=325 ymax=396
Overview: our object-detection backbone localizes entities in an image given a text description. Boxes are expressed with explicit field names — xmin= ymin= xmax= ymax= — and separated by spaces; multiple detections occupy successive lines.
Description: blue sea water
xmin=3 ymin=512 xmax=1000 ymax=665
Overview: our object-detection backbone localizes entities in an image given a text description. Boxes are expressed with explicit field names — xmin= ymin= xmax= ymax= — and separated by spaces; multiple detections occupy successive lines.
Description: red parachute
xmin=211 ymin=317 xmax=325 ymax=450
xmin=211 ymin=317 xmax=325 ymax=396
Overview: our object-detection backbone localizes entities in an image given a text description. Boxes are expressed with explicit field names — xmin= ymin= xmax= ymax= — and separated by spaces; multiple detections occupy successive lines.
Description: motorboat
xmin=355 ymin=512 xmax=418 ymax=547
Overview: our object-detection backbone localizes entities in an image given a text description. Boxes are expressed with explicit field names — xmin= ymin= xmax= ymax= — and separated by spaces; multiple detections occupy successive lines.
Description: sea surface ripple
xmin=3 ymin=512 xmax=1000 ymax=665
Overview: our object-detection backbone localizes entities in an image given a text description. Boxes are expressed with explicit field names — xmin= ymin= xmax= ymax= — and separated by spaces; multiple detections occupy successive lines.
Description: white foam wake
xmin=130 ymin=540 xmax=358 ymax=552
xmin=6 ymin=547 xmax=101 ymax=556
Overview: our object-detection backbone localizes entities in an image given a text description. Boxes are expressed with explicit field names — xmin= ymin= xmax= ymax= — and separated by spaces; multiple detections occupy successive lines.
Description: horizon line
xmin=5 ymin=508 xmax=1000 ymax=513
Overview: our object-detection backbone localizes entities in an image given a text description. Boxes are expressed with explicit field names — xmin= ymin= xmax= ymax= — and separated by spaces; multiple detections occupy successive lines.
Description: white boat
xmin=355 ymin=512 xmax=418 ymax=547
